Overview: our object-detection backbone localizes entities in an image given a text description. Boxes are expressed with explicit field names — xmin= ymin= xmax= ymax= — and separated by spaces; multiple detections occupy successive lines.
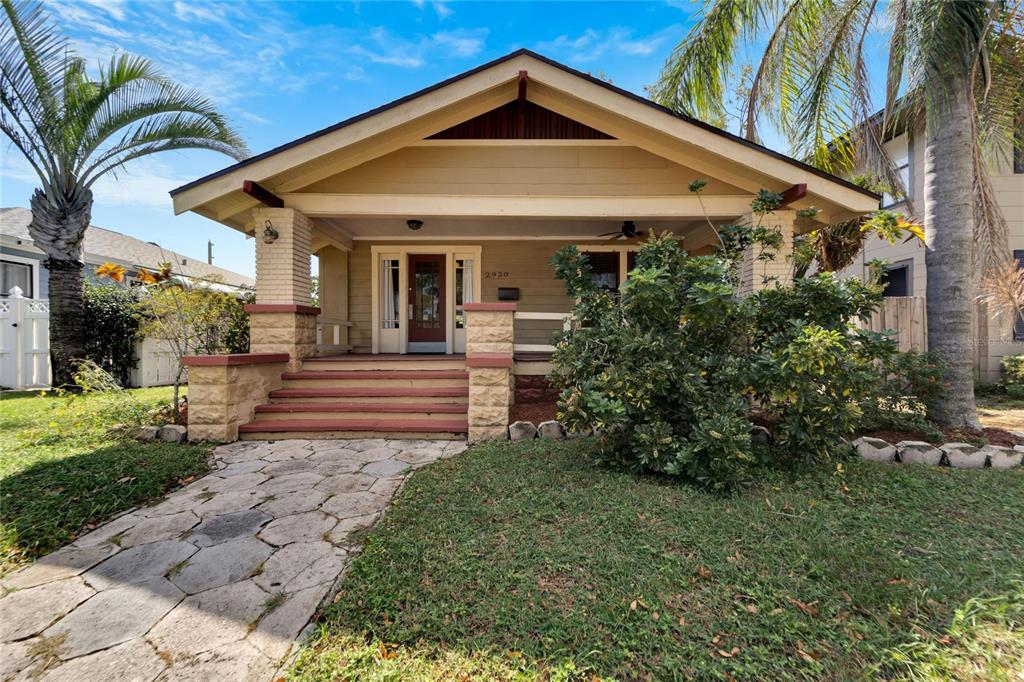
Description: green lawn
xmin=290 ymin=439 xmax=1024 ymax=681
xmin=0 ymin=387 xmax=209 ymax=576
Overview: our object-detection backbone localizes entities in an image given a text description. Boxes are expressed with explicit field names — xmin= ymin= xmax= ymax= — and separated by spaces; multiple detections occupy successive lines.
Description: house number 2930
xmin=485 ymin=271 xmax=510 ymax=279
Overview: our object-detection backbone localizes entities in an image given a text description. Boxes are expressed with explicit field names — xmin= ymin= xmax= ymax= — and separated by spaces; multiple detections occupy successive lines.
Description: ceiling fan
xmin=598 ymin=220 xmax=641 ymax=241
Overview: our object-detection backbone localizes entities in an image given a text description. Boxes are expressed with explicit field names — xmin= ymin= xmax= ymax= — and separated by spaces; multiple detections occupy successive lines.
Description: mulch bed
xmin=509 ymin=402 xmax=557 ymax=425
xmin=858 ymin=426 xmax=1023 ymax=447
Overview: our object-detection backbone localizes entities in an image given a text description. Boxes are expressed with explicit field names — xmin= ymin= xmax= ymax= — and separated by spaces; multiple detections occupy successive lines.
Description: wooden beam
xmin=242 ymin=180 xmax=284 ymax=208
xmin=778 ymin=183 xmax=807 ymax=207
xmin=280 ymin=193 xmax=755 ymax=218
xmin=516 ymin=70 xmax=528 ymax=138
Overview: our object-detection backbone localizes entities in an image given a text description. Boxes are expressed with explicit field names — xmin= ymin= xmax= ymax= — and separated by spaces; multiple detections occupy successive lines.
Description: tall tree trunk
xmin=923 ymin=73 xmax=981 ymax=430
xmin=28 ymin=186 xmax=93 ymax=389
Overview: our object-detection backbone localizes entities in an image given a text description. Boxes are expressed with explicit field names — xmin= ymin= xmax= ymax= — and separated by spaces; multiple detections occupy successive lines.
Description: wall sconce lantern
xmin=262 ymin=219 xmax=279 ymax=244
xmin=406 ymin=219 xmax=424 ymax=231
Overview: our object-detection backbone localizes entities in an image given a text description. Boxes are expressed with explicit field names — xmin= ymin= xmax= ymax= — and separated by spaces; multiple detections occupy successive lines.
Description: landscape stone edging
xmin=852 ymin=436 xmax=1023 ymax=469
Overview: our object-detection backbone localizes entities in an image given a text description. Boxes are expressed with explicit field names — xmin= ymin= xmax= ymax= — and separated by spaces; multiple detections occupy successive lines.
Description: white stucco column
xmin=737 ymin=209 xmax=795 ymax=295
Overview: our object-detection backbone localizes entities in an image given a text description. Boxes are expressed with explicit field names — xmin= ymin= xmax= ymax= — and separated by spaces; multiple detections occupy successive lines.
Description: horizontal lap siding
xmin=305 ymin=146 xmax=746 ymax=197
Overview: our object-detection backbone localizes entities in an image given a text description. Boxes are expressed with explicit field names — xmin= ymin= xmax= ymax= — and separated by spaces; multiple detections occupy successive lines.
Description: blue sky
xmin=0 ymin=1 xmax=886 ymax=277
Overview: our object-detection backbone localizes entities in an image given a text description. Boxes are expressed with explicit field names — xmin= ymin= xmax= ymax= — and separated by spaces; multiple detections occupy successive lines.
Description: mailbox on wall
xmin=497 ymin=287 xmax=520 ymax=301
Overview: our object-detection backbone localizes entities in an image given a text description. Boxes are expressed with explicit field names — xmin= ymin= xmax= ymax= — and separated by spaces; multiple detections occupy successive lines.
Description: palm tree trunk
xmin=28 ymin=187 xmax=93 ymax=389
xmin=923 ymin=73 xmax=981 ymax=430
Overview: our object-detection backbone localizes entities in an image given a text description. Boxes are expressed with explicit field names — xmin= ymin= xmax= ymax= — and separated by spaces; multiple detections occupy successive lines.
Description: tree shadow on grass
xmin=1 ymin=440 xmax=208 ymax=574
xmin=290 ymin=438 xmax=1024 ymax=680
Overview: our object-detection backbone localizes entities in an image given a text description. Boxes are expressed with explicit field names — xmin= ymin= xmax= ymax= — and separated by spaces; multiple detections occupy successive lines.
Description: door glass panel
xmin=380 ymin=258 xmax=399 ymax=329
xmin=413 ymin=259 xmax=441 ymax=329
xmin=455 ymin=258 xmax=473 ymax=329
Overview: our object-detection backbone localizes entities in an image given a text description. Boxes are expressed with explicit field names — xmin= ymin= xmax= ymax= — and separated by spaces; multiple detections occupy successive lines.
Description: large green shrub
xmin=82 ymin=282 xmax=141 ymax=387
xmin=1002 ymin=354 xmax=1024 ymax=398
xmin=550 ymin=227 xmax=938 ymax=489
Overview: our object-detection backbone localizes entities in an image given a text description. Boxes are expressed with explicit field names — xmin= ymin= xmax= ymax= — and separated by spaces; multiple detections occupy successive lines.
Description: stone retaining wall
xmin=182 ymin=353 xmax=289 ymax=442
xmin=852 ymin=437 xmax=1023 ymax=469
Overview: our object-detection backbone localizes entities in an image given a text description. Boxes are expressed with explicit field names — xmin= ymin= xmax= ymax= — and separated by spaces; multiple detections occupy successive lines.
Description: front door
xmin=407 ymin=254 xmax=446 ymax=350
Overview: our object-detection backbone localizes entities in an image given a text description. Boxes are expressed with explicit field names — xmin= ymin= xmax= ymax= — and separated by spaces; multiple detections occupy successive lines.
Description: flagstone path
xmin=0 ymin=438 xmax=466 ymax=681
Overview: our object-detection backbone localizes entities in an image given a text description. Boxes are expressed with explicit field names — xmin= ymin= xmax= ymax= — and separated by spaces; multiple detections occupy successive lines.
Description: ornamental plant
xmin=549 ymin=215 xmax=939 ymax=489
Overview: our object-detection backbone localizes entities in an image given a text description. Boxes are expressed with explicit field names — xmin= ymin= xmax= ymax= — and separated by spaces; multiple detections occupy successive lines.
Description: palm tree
xmin=654 ymin=0 xmax=1023 ymax=430
xmin=0 ymin=0 xmax=247 ymax=387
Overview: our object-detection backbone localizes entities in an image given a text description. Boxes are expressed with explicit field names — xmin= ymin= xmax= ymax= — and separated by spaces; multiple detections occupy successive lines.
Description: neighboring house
xmin=170 ymin=49 xmax=880 ymax=442
xmin=0 ymin=207 xmax=255 ymax=390
xmin=0 ymin=206 xmax=255 ymax=297
xmin=835 ymin=115 xmax=1024 ymax=381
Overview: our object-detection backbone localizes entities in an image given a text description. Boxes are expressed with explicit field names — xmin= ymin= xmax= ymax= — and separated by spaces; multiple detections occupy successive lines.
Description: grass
xmin=0 ymin=387 xmax=209 ymax=576
xmin=290 ymin=439 xmax=1024 ymax=681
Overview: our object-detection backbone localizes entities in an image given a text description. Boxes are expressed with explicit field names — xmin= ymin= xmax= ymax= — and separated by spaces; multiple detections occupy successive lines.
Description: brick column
xmin=465 ymin=303 xmax=515 ymax=442
xmin=182 ymin=353 xmax=288 ymax=442
xmin=737 ymin=209 xmax=795 ymax=295
xmin=250 ymin=207 xmax=317 ymax=371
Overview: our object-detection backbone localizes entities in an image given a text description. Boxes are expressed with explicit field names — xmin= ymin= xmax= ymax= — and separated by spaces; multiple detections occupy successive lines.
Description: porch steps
xmin=238 ymin=354 xmax=470 ymax=440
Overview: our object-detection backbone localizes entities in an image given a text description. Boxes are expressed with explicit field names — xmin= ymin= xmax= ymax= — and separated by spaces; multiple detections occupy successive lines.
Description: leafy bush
xmin=549 ymin=228 xmax=939 ymax=490
xmin=1002 ymin=354 xmax=1024 ymax=399
xmin=82 ymin=282 xmax=141 ymax=387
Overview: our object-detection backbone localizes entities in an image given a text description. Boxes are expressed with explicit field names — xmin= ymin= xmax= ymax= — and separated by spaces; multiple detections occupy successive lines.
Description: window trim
xmin=0 ymin=254 xmax=39 ymax=298
xmin=881 ymin=258 xmax=914 ymax=297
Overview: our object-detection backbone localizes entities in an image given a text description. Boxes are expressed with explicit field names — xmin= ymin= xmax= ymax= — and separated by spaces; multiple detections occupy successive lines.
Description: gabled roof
xmin=171 ymin=49 xmax=879 ymax=224
xmin=0 ymin=207 xmax=254 ymax=288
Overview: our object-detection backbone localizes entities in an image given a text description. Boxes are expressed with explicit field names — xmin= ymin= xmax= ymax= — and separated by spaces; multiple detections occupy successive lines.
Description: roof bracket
xmin=242 ymin=180 xmax=284 ymax=208
xmin=778 ymin=183 xmax=807 ymax=207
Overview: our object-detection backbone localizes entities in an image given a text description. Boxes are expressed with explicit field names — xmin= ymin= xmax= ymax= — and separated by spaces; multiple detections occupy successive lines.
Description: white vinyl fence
xmin=0 ymin=287 xmax=51 ymax=390
xmin=1 ymin=287 xmax=179 ymax=390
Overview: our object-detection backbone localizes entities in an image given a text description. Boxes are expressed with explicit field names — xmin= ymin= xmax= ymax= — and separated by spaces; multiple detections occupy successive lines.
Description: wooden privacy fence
xmin=857 ymin=296 xmax=927 ymax=351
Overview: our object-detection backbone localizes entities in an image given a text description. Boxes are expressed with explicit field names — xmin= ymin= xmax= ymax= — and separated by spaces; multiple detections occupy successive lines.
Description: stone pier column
xmin=737 ymin=209 xmax=795 ymax=295
xmin=464 ymin=303 xmax=515 ymax=442
xmin=249 ymin=207 xmax=318 ymax=371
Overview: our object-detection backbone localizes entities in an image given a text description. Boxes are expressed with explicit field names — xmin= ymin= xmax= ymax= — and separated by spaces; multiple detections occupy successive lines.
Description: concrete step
xmin=304 ymin=355 xmax=466 ymax=371
xmin=280 ymin=370 xmax=468 ymax=389
xmin=254 ymin=402 xmax=467 ymax=421
xmin=269 ymin=387 xmax=470 ymax=404
xmin=238 ymin=417 xmax=469 ymax=440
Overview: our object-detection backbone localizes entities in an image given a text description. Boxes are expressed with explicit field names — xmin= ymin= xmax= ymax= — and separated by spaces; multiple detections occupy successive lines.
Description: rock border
xmin=852 ymin=436 xmax=1023 ymax=469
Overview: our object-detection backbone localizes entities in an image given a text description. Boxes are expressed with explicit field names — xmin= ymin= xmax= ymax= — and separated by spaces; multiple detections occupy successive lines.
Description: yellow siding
xmin=305 ymin=145 xmax=747 ymax=197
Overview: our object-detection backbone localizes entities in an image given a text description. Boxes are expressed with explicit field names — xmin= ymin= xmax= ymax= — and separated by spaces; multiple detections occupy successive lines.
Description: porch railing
xmin=316 ymin=316 xmax=353 ymax=352
xmin=512 ymin=311 xmax=572 ymax=354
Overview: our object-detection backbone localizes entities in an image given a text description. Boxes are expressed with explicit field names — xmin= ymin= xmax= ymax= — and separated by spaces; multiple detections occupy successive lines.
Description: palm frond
xmin=653 ymin=0 xmax=770 ymax=126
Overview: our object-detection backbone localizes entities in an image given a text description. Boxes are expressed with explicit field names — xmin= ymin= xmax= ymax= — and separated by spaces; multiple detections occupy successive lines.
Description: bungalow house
xmin=171 ymin=49 xmax=879 ymax=442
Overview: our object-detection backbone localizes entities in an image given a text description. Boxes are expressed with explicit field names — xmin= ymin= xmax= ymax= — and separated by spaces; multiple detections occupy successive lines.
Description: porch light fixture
xmin=262 ymin=219 xmax=279 ymax=244
xmin=406 ymin=219 xmax=424 ymax=231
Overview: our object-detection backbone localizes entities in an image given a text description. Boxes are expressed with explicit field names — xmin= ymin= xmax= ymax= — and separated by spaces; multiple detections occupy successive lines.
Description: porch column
xmin=464 ymin=303 xmax=515 ymax=442
xmin=737 ymin=209 xmax=795 ymax=295
xmin=317 ymin=245 xmax=351 ymax=353
xmin=248 ymin=207 xmax=319 ymax=371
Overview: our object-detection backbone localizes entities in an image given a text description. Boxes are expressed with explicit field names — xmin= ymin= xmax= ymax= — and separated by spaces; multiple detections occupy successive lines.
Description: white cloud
xmin=432 ymin=2 xmax=454 ymax=19
xmin=537 ymin=27 xmax=672 ymax=63
xmin=348 ymin=44 xmax=425 ymax=68
xmin=433 ymin=29 xmax=488 ymax=57
xmin=80 ymin=0 xmax=127 ymax=21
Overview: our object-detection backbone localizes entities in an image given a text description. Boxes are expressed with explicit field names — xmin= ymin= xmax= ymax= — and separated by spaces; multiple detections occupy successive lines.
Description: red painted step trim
xmin=182 ymin=353 xmax=289 ymax=367
xmin=239 ymin=418 xmax=468 ymax=433
xmin=256 ymin=402 xmax=467 ymax=413
xmin=270 ymin=387 xmax=470 ymax=398
xmin=281 ymin=370 xmax=468 ymax=380
xmin=305 ymin=354 xmax=465 ymax=362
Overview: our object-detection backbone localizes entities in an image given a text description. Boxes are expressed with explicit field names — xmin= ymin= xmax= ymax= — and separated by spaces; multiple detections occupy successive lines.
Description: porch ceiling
xmin=310 ymin=216 xmax=724 ymax=250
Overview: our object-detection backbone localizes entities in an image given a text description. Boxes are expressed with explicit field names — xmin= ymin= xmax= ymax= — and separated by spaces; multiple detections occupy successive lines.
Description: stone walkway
xmin=0 ymin=438 xmax=465 ymax=681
